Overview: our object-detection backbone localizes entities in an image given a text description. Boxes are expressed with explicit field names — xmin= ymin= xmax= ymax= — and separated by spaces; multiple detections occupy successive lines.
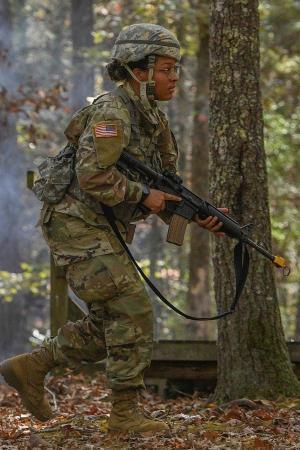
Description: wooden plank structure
xmin=148 ymin=340 xmax=300 ymax=396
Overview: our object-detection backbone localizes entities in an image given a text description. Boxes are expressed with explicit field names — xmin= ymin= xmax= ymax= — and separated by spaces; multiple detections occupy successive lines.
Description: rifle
xmin=117 ymin=151 xmax=289 ymax=275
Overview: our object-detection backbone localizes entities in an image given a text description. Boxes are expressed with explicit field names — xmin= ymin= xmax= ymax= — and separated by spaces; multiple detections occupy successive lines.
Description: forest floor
xmin=1 ymin=372 xmax=300 ymax=449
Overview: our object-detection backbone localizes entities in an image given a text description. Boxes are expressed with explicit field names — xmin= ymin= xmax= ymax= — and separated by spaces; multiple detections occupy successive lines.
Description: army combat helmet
xmin=111 ymin=23 xmax=180 ymax=108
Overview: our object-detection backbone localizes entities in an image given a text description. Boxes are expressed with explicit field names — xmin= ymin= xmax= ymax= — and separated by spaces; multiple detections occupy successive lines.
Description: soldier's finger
xmin=210 ymin=221 xmax=223 ymax=232
xmin=196 ymin=216 xmax=213 ymax=226
xmin=163 ymin=192 xmax=182 ymax=202
xmin=204 ymin=216 xmax=219 ymax=229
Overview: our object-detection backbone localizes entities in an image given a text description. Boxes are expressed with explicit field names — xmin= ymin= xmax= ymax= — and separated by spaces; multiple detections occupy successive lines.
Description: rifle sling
xmin=101 ymin=203 xmax=249 ymax=321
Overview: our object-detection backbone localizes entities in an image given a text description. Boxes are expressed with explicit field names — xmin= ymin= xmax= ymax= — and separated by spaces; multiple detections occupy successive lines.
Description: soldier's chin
xmin=156 ymin=92 xmax=174 ymax=101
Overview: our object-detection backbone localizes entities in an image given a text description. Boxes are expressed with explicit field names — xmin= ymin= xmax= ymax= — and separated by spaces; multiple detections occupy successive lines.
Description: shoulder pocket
xmin=92 ymin=119 xmax=124 ymax=168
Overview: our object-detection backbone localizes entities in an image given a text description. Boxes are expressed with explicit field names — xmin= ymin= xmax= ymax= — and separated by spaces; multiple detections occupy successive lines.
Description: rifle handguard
xmin=167 ymin=214 xmax=189 ymax=246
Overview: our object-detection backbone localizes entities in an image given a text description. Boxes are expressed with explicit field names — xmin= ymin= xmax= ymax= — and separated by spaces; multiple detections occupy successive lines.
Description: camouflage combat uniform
xmin=40 ymin=81 xmax=178 ymax=391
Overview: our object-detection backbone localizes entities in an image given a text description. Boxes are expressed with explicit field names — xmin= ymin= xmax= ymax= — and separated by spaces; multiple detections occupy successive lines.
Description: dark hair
xmin=106 ymin=57 xmax=150 ymax=81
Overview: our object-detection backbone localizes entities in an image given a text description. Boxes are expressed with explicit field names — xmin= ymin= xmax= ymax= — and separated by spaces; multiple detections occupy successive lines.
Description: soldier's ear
xmin=132 ymin=67 xmax=148 ymax=82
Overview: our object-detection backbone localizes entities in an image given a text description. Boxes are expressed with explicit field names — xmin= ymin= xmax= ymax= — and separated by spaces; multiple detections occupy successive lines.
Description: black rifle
xmin=117 ymin=151 xmax=288 ymax=272
xmin=104 ymin=151 xmax=290 ymax=321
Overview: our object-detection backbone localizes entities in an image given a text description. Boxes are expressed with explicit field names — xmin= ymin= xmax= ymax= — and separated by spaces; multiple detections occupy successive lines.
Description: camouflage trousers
xmin=42 ymin=211 xmax=154 ymax=391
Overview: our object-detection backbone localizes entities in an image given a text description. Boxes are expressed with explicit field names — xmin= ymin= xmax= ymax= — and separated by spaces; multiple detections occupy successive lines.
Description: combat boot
xmin=0 ymin=347 xmax=56 ymax=421
xmin=108 ymin=389 xmax=169 ymax=434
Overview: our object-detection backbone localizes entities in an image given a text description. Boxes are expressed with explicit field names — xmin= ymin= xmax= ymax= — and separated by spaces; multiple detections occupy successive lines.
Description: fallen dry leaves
xmin=1 ymin=373 xmax=300 ymax=449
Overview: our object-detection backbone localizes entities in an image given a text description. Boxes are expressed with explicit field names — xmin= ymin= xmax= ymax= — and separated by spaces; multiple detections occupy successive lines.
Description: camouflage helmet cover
xmin=112 ymin=23 xmax=180 ymax=64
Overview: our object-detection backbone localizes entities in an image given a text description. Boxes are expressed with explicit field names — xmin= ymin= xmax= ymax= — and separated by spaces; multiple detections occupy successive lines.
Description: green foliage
xmin=0 ymin=263 xmax=49 ymax=302
xmin=260 ymin=0 xmax=300 ymax=336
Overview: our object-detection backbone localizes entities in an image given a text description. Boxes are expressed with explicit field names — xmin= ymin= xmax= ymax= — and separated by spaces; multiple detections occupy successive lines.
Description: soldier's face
xmin=133 ymin=56 xmax=180 ymax=101
xmin=152 ymin=56 xmax=180 ymax=101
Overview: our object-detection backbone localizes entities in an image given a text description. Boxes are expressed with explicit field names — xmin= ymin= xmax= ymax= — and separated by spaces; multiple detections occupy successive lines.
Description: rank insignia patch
xmin=95 ymin=123 xmax=118 ymax=138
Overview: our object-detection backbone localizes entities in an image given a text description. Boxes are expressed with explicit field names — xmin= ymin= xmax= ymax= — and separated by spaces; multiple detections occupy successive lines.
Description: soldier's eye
xmin=156 ymin=65 xmax=180 ymax=77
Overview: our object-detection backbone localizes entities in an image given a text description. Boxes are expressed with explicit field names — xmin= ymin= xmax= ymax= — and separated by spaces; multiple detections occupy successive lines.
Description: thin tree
xmin=0 ymin=0 xmax=22 ymax=272
xmin=0 ymin=0 xmax=32 ymax=358
xmin=70 ymin=0 xmax=94 ymax=110
xmin=186 ymin=7 xmax=214 ymax=340
xmin=209 ymin=0 xmax=300 ymax=400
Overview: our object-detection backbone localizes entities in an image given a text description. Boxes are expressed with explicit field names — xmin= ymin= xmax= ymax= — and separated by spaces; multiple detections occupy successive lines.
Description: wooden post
xmin=50 ymin=254 xmax=69 ymax=335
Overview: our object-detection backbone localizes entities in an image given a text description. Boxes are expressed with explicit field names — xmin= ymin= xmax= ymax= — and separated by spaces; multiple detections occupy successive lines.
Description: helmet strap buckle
xmin=124 ymin=56 xmax=156 ymax=109
xmin=146 ymin=80 xmax=155 ymax=101
xmin=146 ymin=55 xmax=156 ymax=101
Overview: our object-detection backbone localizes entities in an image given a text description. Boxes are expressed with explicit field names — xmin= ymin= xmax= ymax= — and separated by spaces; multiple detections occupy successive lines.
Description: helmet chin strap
xmin=124 ymin=55 xmax=156 ymax=110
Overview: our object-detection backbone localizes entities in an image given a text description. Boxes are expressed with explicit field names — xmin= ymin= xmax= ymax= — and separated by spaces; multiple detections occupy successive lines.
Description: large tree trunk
xmin=186 ymin=12 xmax=214 ymax=340
xmin=209 ymin=0 xmax=300 ymax=400
xmin=70 ymin=0 xmax=94 ymax=110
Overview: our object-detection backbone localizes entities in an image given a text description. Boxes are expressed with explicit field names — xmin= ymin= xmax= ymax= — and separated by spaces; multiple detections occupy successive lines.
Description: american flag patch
xmin=94 ymin=123 xmax=118 ymax=138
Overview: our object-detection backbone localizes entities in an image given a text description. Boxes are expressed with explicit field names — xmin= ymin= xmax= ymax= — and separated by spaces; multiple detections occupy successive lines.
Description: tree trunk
xmin=0 ymin=0 xmax=23 ymax=272
xmin=209 ymin=0 xmax=300 ymax=400
xmin=49 ymin=1 xmax=68 ymax=79
xmin=0 ymin=0 xmax=32 ymax=359
xmin=70 ymin=0 xmax=94 ymax=110
xmin=148 ymin=216 xmax=165 ymax=339
xmin=186 ymin=14 xmax=214 ymax=340
xmin=295 ymin=288 xmax=300 ymax=341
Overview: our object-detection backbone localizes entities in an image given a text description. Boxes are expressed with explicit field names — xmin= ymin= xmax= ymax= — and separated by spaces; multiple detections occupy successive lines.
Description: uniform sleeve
xmin=74 ymin=102 xmax=143 ymax=207
xmin=157 ymin=111 xmax=179 ymax=174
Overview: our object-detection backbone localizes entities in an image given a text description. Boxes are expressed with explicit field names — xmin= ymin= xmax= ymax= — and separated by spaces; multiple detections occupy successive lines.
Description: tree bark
xmin=0 ymin=0 xmax=32 ymax=359
xmin=148 ymin=216 xmax=165 ymax=339
xmin=70 ymin=0 xmax=94 ymax=110
xmin=295 ymin=288 xmax=300 ymax=341
xmin=209 ymin=0 xmax=300 ymax=400
xmin=0 ymin=0 xmax=23 ymax=272
xmin=186 ymin=13 xmax=214 ymax=340
xmin=48 ymin=1 xmax=68 ymax=79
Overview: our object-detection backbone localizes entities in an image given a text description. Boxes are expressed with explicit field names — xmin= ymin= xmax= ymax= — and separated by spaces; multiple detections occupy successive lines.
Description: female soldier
xmin=0 ymin=24 xmax=224 ymax=434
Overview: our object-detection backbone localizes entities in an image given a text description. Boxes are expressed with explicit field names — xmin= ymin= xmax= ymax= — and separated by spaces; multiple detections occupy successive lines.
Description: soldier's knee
xmin=66 ymin=257 xmax=120 ymax=302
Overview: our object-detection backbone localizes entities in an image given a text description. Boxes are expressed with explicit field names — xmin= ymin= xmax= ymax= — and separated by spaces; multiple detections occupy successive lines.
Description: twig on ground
xmin=45 ymin=386 xmax=57 ymax=411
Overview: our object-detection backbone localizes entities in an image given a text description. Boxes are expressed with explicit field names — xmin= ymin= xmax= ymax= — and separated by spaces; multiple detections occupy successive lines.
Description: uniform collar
xmin=121 ymin=81 xmax=165 ymax=128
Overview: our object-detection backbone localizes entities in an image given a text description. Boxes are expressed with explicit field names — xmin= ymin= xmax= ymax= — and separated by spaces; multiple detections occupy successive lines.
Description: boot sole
xmin=0 ymin=360 xmax=52 ymax=422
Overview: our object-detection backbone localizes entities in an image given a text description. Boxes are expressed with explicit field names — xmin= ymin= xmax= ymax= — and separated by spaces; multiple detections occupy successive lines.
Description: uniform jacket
xmin=41 ymin=82 xmax=178 ymax=265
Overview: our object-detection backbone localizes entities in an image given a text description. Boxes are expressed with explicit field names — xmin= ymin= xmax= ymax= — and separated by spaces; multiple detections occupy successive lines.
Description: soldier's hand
xmin=142 ymin=189 xmax=181 ymax=213
xmin=195 ymin=208 xmax=229 ymax=237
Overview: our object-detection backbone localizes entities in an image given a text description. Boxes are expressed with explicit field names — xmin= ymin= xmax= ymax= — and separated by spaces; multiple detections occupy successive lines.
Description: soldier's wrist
xmin=140 ymin=184 xmax=151 ymax=203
